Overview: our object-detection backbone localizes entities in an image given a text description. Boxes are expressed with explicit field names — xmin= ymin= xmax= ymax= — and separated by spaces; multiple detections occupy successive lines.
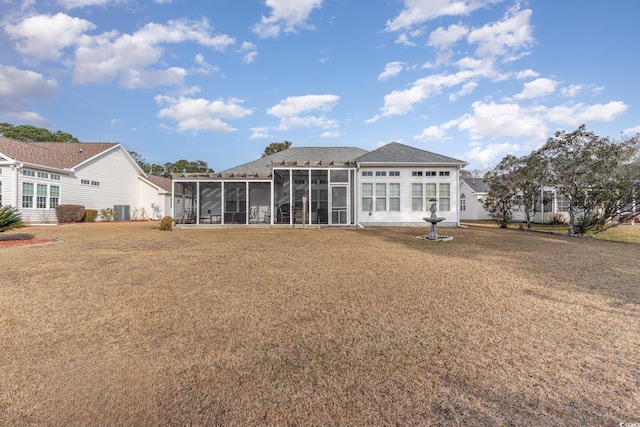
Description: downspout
xmin=456 ymin=164 xmax=462 ymax=227
xmin=355 ymin=162 xmax=364 ymax=229
xmin=10 ymin=162 xmax=23 ymax=207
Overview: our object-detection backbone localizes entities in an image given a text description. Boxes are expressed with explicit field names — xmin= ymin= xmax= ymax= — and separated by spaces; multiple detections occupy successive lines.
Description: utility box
xmin=114 ymin=205 xmax=130 ymax=221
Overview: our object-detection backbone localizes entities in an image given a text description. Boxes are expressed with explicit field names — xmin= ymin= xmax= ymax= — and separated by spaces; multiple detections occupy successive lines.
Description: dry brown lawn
xmin=1 ymin=222 xmax=639 ymax=426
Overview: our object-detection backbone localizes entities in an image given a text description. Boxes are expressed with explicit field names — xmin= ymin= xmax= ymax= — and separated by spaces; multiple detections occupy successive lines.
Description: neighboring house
xmin=459 ymin=177 xmax=569 ymax=223
xmin=459 ymin=178 xmax=492 ymax=221
xmin=172 ymin=142 xmax=468 ymax=227
xmin=0 ymin=136 xmax=171 ymax=223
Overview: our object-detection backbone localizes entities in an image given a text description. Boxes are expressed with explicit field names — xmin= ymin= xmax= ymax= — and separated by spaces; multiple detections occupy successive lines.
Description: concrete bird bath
xmin=417 ymin=198 xmax=453 ymax=241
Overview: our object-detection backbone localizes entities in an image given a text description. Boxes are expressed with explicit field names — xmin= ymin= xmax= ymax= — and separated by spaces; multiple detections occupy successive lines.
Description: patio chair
xmin=277 ymin=204 xmax=291 ymax=223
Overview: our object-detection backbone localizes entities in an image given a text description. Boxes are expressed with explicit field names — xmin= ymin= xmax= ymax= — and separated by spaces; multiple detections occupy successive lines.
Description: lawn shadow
xmin=0 ymin=233 xmax=35 ymax=241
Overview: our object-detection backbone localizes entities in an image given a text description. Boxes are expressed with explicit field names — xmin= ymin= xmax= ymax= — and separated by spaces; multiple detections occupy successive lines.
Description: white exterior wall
xmin=138 ymin=179 xmax=170 ymax=220
xmin=459 ymin=181 xmax=492 ymax=221
xmin=14 ymin=166 xmax=64 ymax=224
xmin=62 ymin=148 xmax=141 ymax=211
xmin=357 ymin=166 xmax=460 ymax=226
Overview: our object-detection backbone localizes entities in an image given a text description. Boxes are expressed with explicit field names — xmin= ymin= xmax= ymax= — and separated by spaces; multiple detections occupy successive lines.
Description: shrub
xmin=83 ymin=209 xmax=98 ymax=222
xmin=55 ymin=204 xmax=85 ymax=223
xmin=0 ymin=205 xmax=25 ymax=232
xmin=99 ymin=208 xmax=118 ymax=221
xmin=160 ymin=216 xmax=174 ymax=231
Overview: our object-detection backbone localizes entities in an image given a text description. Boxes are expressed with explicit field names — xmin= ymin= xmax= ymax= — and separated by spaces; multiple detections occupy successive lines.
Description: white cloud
xmin=5 ymin=13 xmax=95 ymax=61
xmin=58 ymin=0 xmax=116 ymax=8
xmin=386 ymin=0 xmax=504 ymax=32
xmin=321 ymin=131 xmax=341 ymax=138
xmin=267 ymin=94 xmax=339 ymax=130
xmin=428 ymin=24 xmax=469 ymax=50
xmin=514 ymin=77 xmax=557 ymax=100
xmin=155 ymin=95 xmax=253 ymax=134
xmin=414 ymin=125 xmax=448 ymax=141
xmin=467 ymin=7 xmax=533 ymax=59
xmin=193 ymin=53 xmax=220 ymax=75
xmin=73 ymin=18 xmax=235 ymax=88
xmin=449 ymin=81 xmax=478 ymax=101
xmin=250 ymin=127 xmax=272 ymax=139
xmin=546 ymin=101 xmax=628 ymax=127
xmin=514 ymin=69 xmax=539 ymax=79
xmin=465 ymin=142 xmax=521 ymax=167
xmin=560 ymin=84 xmax=583 ymax=97
xmin=252 ymin=0 xmax=323 ymax=38
xmin=378 ymin=62 xmax=406 ymax=81
xmin=623 ymin=125 xmax=640 ymax=135
xmin=457 ymin=101 xmax=549 ymax=141
xmin=0 ymin=64 xmax=58 ymax=110
xmin=238 ymin=41 xmax=258 ymax=64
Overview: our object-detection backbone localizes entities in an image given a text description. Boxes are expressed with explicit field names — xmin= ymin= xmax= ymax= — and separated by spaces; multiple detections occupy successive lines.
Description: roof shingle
xmin=354 ymin=142 xmax=467 ymax=165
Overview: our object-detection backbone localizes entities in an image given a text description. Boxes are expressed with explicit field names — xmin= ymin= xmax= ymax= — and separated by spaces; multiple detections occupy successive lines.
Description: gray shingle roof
xmin=354 ymin=142 xmax=467 ymax=165
xmin=462 ymin=178 xmax=490 ymax=193
xmin=0 ymin=136 xmax=119 ymax=169
xmin=220 ymin=146 xmax=369 ymax=174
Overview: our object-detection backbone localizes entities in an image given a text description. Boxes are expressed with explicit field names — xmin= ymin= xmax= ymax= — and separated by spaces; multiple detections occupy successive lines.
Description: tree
xmin=128 ymin=152 xmax=214 ymax=177
xmin=482 ymin=163 xmax=521 ymax=228
xmin=537 ymin=125 xmax=640 ymax=235
xmin=262 ymin=140 xmax=292 ymax=157
xmin=0 ymin=123 xmax=79 ymax=142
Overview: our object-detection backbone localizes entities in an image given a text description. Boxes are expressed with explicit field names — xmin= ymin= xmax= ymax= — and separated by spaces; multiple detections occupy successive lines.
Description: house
xmin=171 ymin=142 xmax=468 ymax=227
xmin=0 ymin=136 xmax=171 ymax=223
xmin=459 ymin=177 xmax=570 ymax=223
xmin=459 ymin=178 xmax=492 ymax=221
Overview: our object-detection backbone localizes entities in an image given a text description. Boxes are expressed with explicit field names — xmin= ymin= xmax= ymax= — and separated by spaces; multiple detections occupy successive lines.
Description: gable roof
xmin=221 ymin=146 xmax=369 ymax=175
xmin=462 ymin=178 xmax=490 ymax=193
xmin=143 ymin=174 xmax=173 ymax=192
xmin=0 ymin=136 xmax=120 ymax=170
xmin=354 ymin=142 xmax=467 ymax=166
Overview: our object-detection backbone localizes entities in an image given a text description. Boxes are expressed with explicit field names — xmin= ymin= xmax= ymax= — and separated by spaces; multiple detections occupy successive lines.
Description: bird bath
xmin=417 ymin=198 xmax=453 ymax=241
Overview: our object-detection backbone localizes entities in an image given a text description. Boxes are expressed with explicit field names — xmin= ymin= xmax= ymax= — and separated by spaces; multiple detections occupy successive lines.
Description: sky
xmin=1 ymin=0 xmax=639 ymax=173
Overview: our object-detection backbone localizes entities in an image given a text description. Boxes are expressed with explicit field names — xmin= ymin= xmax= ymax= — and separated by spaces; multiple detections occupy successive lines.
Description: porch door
xmin=330 ymin=185 xmax=348 ymax=225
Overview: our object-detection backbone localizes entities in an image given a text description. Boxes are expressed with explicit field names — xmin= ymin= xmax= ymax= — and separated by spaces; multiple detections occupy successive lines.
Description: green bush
xmin=99 ymin=208 xmax=118 ymax=221
xmin=160 ymin=216 xmax=174 ymax=231
xmin=55 ymin=204 xmax=85 ymax=223
xmin=83 ymin=209 xmax=98 ymax=222
xmin=0 ymin=205 xmax=25 ymax=232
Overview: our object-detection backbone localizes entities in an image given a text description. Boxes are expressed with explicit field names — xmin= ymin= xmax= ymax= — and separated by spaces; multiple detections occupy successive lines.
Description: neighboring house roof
xmin=0 ymin=136 xmax=120 ymax=170
xmin=354 ymin=142 xmax=467 ymax=166
xmin=143 ymin=174 xmax=173 ymax=192
xmin=221 ymin=146 xmax=369 ymax=175
xmin=462 ymin=178 xmax=490 ymax=194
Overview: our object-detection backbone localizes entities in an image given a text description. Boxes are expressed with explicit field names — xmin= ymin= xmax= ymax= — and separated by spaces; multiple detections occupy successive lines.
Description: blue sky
xmin=2 ymin=0 xmax=639 ymax=172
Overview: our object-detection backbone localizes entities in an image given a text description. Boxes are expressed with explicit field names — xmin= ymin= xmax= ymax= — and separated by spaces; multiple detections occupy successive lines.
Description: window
xmin=375 ymin=171 xmax=386 ymax=177
xmin=412 ymin=183 xmax=423 ymax=211
xmin=51 ymin=174 xmax=61 ymax=181
xmin=37 ymin=172 xmax=49 ymax=179
xmin=412 ymin=171 xmax=423 ymax=177
xmin=37 ymin=184 xmax=48 ymax=208
xmin=439 ymin=183 xmax=451 ymax=211
xmin=91 ymin=180 xmax=100 ymax=186
xmin=361 ymin=183 xmax=373 ymax=212
xmin=389 ymin=183 xmax=400 ymax=211
xmin=362 ymin=171 xmax=373 ymax=177
xmin=425 ymin=183 xmax=437 ymax=199
xmin=50 ymin=186 xmax=60 ymax=208
xmin=330 ymin=170 xmax=348 ymax=182
xmin=22 ymin=169 xmax=35 ymax=177
xmin=22 ymin=182 xmax=34 ymax=208
xmin=439 ymin=171 xmax=450 ymax=177
xmin=375 ymin=183 xmax=386 ymax=211
xmin=556 ymin=194 xmax=570 ymax=212
xmin=460 ymin=193 xmax=466 ymax=211
xmin=425 ymin=171 xmax=437 ymax=176
xmin=81 ymin=179 xmax=90 ymax=185
xmin=389 ymin=171 xmax=400 ymax=177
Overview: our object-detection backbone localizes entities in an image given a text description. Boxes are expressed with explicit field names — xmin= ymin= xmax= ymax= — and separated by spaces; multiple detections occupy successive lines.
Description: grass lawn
xmin=1 ymin=222 xmax=639 ymax=425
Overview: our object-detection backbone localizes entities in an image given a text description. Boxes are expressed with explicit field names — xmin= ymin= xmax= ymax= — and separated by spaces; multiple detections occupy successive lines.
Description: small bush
xmin=160 ymin=216 xmax=174 ymax=231
xmin=0 ymin=205 xmax=25 ymax=232
xmin=99 ymin=208 xmax=118 ymax=221
xmin=83 ymin=209 xmax=98 ymax=222
xmin=55 ymin=204 xmax=85 ymax=223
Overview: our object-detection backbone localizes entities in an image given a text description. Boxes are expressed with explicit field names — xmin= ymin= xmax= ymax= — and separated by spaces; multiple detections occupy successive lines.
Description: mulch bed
xmin=0 ymin=234 xmax=60 ymax=249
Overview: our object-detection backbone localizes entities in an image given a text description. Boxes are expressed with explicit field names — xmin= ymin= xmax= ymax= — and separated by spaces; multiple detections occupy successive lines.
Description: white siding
xmin=459 ymin=181 xmax=492 ymax=221
xmin=138 ymin=179 xmax=170 ymax=220
xmin=62 ymin=148 xmax=141 ymax=211
xmin=358 ymin=166 xmax=460 ymax=226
